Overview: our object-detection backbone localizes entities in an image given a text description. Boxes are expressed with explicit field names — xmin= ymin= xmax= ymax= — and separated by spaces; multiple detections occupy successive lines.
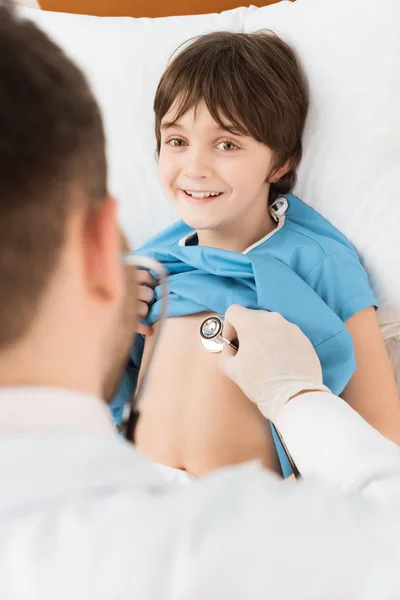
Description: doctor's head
xmin=154 ymin=31 xmax=308 ymax=236
xmin=0 ymin=4 xmax=137 ymax=401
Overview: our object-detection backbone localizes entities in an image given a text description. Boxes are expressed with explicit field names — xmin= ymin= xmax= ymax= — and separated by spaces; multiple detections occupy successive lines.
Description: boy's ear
xmin=268 ymin=159 xmax=293 ymax=183
xmin=83 ymin=195 xmax=122 ymax=302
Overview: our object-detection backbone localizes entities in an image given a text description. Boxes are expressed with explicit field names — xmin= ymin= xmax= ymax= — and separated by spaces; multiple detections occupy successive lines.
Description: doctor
xmin=0 ymin=3 xmax=400 ymax=597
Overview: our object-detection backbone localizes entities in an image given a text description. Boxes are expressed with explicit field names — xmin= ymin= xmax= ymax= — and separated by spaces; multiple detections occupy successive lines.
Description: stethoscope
xmin=121 ymin=254 xmax=168 ymax=442
xmin=122 ymin=254 xmax=300 ymax=478
xmin=199 ymin=315 xmax=239 ymax=353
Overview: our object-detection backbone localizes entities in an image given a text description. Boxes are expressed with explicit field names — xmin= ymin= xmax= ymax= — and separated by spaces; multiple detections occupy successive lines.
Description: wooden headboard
xmin=40 ymin=0 xmax=283 ymax=18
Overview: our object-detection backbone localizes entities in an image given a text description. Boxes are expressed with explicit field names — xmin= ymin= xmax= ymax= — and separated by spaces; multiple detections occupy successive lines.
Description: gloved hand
xmin=136 ymin=269 xmax=156 ymax=336
xmin=220 ymin=305 xmax=330 ymax=423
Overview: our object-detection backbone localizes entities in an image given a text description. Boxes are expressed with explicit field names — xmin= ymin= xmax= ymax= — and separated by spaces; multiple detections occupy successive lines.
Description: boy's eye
xmin=167 ymin=138 xmax=186 ymax=147
xmin=217 ymin=140 xmax=238 ymax=151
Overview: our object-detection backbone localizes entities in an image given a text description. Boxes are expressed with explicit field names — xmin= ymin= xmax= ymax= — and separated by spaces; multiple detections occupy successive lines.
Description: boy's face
xmin=158 ymin=100 xmax=275 ymax=237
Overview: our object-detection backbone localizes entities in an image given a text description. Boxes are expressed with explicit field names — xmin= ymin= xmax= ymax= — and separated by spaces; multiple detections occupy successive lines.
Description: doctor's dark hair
xmin=154 ymin=31 xmax=308 ymax=205
xmin=0 ymin=3 xmax=107 ymax=348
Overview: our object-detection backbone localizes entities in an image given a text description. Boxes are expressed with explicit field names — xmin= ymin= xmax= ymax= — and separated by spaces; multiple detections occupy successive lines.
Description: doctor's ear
xmin=82 ymin=195 xmax=122 ymax=302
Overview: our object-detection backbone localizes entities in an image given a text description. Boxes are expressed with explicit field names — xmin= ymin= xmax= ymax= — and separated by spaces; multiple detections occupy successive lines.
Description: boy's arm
xmin=304 ymin=249 xmax=399 ymax=444
xmin=342 ymin=306 xmax=400 ymax=445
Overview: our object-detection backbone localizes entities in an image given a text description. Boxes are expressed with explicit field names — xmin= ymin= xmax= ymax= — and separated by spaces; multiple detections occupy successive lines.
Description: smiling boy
xmin=112 ymin=32 xmax=400 ymax=478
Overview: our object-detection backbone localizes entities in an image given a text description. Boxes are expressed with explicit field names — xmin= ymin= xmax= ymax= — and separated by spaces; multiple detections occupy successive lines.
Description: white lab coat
xmin=0 ymin=387 xmax=399 ymax=599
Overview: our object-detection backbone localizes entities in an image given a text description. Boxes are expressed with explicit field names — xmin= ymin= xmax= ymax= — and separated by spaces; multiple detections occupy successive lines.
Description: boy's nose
xmin=183 ymin=150 xmax=213 ymax=179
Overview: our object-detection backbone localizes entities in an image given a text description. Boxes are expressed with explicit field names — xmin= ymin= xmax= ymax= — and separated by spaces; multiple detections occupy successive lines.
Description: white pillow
xmin=20 ymin=2 xmax=400 ymax=329
xmin=245 ymin=0 xmax=400 ymax=327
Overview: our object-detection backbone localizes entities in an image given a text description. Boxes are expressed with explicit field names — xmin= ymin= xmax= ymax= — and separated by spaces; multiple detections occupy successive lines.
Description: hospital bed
xmin=19 ymin=0 xmax=400 ymax=392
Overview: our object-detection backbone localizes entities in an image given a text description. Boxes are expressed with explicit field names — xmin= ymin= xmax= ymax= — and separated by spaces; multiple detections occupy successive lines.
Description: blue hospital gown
xmin=111 ymin=194 xmax=377 ymax=477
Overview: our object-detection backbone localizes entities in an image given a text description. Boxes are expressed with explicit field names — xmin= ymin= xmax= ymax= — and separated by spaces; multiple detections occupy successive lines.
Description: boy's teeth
xmin=186 ymin=191 xmax=220 ymax=199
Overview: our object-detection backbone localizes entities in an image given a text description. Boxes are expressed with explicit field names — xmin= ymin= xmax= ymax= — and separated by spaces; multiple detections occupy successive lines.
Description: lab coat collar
xmin=0 ymin=386 xmax=116 ymax=437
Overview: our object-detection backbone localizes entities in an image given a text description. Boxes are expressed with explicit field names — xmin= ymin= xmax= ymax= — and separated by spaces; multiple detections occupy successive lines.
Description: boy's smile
xmin=179 ymin=189 xmax=223 ymax=205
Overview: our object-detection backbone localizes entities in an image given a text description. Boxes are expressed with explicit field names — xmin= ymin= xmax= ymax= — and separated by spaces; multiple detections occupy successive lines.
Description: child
xmin=112 ymin=31 xmax=400 ymax=478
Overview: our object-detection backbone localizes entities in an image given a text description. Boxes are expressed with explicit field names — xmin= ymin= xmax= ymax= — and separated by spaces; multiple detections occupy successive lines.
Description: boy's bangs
xmin=164 ymin=75 xmax=252 ymax=138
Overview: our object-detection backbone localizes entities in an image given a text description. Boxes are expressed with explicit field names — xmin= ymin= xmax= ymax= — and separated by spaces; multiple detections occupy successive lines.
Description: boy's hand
xmin=136 ymin=270 xmax=156 ymax=336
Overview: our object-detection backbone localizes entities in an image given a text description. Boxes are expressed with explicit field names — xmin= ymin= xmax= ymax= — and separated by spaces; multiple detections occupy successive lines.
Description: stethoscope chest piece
xmin=200 ymin=315 xmax=239 ymax=353
xmin=200 ymin=316 xmax=225 ymax=353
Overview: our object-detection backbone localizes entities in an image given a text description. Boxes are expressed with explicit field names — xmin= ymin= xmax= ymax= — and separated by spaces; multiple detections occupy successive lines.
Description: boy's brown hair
xmin=0 ymin=3 xmax=106 ymax=348
xmin=154 ymin=31 xmax=308 ymax=205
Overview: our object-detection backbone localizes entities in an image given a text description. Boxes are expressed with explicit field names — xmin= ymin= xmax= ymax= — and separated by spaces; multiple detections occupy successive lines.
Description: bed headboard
xmin=39 ymin=0 xmax=283 ymax=18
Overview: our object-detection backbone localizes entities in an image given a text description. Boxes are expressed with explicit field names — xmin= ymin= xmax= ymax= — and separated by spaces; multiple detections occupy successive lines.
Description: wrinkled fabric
xmin=111 ymin=194 xmax=377 ymax=476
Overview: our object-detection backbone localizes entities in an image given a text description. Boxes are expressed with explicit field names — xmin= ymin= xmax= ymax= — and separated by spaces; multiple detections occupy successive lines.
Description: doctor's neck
xmin=0 ymin=279 xmax=105 ymax=399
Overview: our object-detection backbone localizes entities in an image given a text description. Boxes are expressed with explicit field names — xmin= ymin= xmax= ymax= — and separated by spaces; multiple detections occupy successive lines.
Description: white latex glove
xmin=220 ymin=305 xmax=329 ymax=423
